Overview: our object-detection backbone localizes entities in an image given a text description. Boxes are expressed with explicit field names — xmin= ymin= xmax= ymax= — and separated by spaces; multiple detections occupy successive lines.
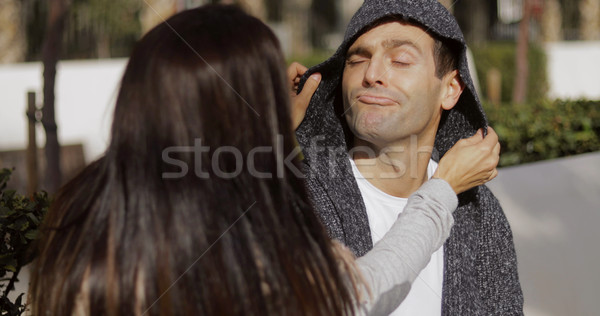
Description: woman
xmin=29 ymin=5 xmax=499 ymax=315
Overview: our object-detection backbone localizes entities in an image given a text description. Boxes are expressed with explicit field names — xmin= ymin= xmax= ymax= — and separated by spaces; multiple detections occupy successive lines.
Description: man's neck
xmin=351 ymin=136 xmax=434 ymax=198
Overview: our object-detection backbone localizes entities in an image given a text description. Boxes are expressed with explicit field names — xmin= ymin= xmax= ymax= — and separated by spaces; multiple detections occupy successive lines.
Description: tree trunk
xmin=438 ymin=0 xmax=454 ymax=13
xmin=241 ymin=0 xmax=267 ymax=20
xmin=338 ymin=0 xmax=362 ymax=33
xmin=96 ymin=32 xmax=111 ymax=59
xmin=513 ymin=0 xmax=530 ymax=104
xmin=454 ymin=0 xmax=489 ymax=44
xmin=284 ymin=0 xmax=312 ymax=56
xmin=579 ymin=0 xmax=600 ymax=40
xmin=41 ymin=0 xmax=70 ymax=193
xmin=140 ymin=0 xmax=176 ymax=34
xmin=0 ymin=0 xmax=26 ymax=63
xmin=27 ymin=92 xmax=39 ymax=196
xmin=541 ymin=0 xmax=563 ymax=42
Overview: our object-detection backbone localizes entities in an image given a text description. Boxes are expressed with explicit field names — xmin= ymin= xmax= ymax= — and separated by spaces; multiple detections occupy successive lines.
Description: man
xmin=293 ymin=0 xmax=524 ymax=314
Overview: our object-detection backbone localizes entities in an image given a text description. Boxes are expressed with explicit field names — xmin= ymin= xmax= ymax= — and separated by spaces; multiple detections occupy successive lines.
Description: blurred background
xmin=0 ymin=0 xmax=598 ymax=315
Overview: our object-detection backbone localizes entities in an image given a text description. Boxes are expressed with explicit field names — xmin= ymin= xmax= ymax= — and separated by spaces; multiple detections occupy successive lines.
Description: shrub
xmin=484 ymin=99 xmax=600 ymax=167
xmin=0 ymin=169 xmax=49 ymax=316
xmin=471 ymin=42 xmax=548 ymax=103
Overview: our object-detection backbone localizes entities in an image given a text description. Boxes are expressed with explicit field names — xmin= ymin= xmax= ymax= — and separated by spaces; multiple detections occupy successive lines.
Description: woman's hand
xmin=287 ymin=62 xmax=321 ymax=130
xmin=433 ymin=127 xmax=501 ymax=194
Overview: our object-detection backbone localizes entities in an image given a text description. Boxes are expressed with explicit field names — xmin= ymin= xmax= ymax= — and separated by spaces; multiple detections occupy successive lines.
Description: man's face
xmin=342 ymin=21 xmax=451 ymax=148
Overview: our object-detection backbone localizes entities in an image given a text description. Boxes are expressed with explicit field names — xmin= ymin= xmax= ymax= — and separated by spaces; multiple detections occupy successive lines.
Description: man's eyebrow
xmin=382 ymin=39 xmax=422 ymax=54
xmin=346 ymin=46 xmax=370 ymax=59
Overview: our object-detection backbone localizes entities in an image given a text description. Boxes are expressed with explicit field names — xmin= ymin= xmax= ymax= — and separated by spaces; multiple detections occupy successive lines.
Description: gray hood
xmin=296 ymin=0 xmax=487 ymax=160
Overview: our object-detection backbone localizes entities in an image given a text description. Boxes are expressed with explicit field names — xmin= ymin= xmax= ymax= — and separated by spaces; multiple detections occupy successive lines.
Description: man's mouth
xmin=357 ymin=94 xmax=397 ymax=106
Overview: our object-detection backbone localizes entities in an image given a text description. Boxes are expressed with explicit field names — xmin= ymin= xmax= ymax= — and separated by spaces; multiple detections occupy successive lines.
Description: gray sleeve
xmin=354 ymin=179 xmax=458 ymax=315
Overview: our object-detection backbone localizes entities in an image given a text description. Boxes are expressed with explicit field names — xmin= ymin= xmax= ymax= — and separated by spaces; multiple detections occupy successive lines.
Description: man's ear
xmin=441 ymin=70 xmax=464 ymax=111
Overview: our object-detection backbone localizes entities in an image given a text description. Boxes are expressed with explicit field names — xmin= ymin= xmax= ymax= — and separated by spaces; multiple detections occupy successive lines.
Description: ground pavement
xmin=488 ymin=151 xmax=600 ymax=316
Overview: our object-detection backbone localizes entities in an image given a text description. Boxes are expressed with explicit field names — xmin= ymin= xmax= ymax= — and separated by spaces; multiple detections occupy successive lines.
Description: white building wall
xmin=0 ymin=59 xmax=127 ymax=162
xmin=545 ymin=41 xmax=600 ymax=100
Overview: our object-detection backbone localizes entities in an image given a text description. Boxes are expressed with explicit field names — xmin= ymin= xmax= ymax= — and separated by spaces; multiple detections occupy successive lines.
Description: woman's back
xmin=29 ymin=5 xmax=356 ymax=315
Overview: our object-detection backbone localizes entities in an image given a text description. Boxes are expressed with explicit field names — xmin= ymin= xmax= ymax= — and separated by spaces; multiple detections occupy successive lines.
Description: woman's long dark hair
xmin=29 ymin=5 xmax=356 ymax=315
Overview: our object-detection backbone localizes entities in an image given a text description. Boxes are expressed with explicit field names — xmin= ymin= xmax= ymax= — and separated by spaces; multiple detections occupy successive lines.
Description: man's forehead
xmin=347 ymin=20 xmax=434 ymax=53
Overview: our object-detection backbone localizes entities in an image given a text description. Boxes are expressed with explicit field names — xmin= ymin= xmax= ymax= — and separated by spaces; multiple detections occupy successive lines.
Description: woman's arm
xmin=353 ymin=179 xmax=456 ymax=315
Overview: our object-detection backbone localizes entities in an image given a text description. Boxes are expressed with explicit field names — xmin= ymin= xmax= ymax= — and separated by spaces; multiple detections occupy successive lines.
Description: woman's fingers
xmin=287 ymin=62 xmax=308 ymax=85
xmin=435 ymin=126 xmax=502 ymax=194
xmin=292 ymin=73 xmax=321 ymax=130
xmin=481 ymin=127 xmax=498 ymax=148
xmin=459 ymin=128 xmax=484 ymax=146
xmin=287 ymin=62 xmax=321 ymax=130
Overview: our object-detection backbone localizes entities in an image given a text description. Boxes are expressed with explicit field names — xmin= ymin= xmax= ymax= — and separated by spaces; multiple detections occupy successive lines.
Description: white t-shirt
xmin=350 ymin=158 xmax=444 ymax=316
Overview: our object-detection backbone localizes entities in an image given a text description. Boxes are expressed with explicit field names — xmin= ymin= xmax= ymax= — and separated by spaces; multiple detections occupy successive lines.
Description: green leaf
xmin=3 ymin=265 xmax=16 ymax=273
xmin=24 ymin=202 xmax=36 ymax=212
xmin=24 ymin=230 xmax=38 ymax=240
xmin=0 ymin=168 xmax=12 ymax=189
xmin=3 ymin=190 xmax=16 ymax=201
xmin=7 ymin=218 xmax=29 ymax=232
xmin=15 ymin=293 xmax=24 ymax=308
xmin=0 ymin=258 xmax=14 ymax=268
xmin=25 ymin=212 xmax=40 ymax=225
xmin=0 ymin=206 xmax=15 ymax=218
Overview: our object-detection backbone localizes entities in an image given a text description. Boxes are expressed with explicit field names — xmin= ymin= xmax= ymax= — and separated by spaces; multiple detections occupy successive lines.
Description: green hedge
xmin=0 ymin=169 xmax=49 ymax=315
xmin=484 ymin=99 xmax=600 ymax=167
xmin=471 ymin=42 xmax=548 ymax=103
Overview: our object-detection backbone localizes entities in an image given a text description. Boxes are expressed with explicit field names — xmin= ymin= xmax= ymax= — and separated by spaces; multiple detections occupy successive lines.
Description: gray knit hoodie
xmin=295 ymin=0 xmax=524 ymax=314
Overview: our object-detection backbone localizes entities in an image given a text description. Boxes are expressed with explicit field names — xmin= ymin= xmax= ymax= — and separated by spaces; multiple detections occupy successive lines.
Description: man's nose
xmin=363 ymin=58 xmax=387 ymax=87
